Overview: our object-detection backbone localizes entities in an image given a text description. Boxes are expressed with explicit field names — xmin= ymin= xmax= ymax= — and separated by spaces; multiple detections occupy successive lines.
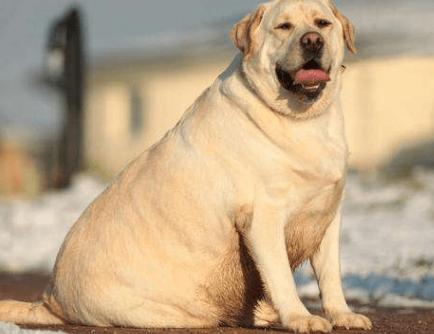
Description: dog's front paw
xmin=327 ymin=311 xmax=372 ymax=330
xmin=284 ymin=314 xmax=332 ymax=333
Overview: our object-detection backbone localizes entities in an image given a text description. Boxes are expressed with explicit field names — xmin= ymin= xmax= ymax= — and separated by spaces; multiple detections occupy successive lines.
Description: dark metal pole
xmin=47 ymin=7 xmax=85 ymax=188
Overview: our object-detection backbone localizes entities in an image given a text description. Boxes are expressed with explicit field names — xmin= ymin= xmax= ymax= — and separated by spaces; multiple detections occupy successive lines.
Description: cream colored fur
xmin=0 ymin=0 xmax=372 ymax=332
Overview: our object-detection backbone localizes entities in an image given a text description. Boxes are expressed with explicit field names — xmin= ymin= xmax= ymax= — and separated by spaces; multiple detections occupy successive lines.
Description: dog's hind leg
xmin=253 ymin=299 xmax=279 ymax=328
xmin=82 ymin=294 xmax=220 ymax=329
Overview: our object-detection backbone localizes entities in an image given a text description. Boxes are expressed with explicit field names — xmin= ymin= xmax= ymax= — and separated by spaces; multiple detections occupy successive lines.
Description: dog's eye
xmin=275 ymin=22 xmax=293 ymax=30
xmin=315 ymin=19 xmax=332 ymax=28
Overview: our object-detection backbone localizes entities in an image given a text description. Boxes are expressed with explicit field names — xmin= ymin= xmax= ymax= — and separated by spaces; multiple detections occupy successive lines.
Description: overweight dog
xmin=0 ymin=0 xmax=372 ymax=332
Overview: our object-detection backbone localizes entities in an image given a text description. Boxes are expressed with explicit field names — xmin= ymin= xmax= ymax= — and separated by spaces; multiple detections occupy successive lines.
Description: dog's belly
xmin=200 ymin=232 xmax=264 ymax=327
xmin=285 ymin=210 xmax=333 ymax=269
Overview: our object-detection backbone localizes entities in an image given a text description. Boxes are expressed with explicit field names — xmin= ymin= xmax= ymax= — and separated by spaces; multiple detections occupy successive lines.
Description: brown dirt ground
xmin=0 ymin=273 xmax=433 ymax=334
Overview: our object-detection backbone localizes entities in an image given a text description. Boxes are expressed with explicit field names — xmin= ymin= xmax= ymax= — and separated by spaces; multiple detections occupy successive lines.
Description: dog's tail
xmin=0 ymin=300 xmax=65 ymax=325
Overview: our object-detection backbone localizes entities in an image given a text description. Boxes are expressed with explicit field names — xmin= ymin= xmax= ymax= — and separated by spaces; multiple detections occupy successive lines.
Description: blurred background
xmin=0 ymin=0 xmax=433 ymax=310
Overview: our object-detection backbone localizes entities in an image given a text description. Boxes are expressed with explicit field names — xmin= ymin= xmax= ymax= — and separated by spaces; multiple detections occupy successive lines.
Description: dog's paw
xmin=253 ymin=299 xmax=280 ymax=327
xmin=327 ymin=311 xmax=372 ymax=330
xmin=284 ymin=314 xmax=332 ymax=333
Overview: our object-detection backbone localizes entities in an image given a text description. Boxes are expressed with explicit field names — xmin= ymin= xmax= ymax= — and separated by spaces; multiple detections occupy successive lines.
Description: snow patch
xmin=0 ymin=322 xmax=65 ymax=334
xmin=0 ymin=175 xmax=105 ymax=272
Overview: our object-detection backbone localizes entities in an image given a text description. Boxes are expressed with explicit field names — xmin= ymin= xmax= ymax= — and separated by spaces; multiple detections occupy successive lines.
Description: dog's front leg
xmin=245 ymin=200 xmax=332 ymax=333
xmin=310 ymin=210 xmax=372 ymax=330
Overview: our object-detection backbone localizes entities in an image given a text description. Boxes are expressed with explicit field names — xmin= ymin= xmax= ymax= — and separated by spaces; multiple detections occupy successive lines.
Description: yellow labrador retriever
xmin=0 ymin=0 xmax=372 ymax=332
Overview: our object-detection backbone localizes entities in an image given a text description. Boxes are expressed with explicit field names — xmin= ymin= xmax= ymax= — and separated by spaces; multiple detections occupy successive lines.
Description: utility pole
xmin=46 ymin=7 xmax=85 ymax=188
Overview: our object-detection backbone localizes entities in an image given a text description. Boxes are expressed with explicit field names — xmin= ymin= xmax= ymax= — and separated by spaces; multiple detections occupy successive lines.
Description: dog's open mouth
xmin=276 ymin=60 xmax=331 ymax=102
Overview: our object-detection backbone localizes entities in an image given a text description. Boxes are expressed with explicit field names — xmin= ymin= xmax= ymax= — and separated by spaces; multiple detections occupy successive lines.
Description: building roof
xmin=342 ymin=0 xmax=434 ymax=59
xmin=93 ymin=0 xmax=434 ymax=68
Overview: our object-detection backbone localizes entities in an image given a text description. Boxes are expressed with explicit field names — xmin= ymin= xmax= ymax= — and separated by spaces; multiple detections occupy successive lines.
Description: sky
xmin=0 ymin=0 xmax=262 ymax=136
xmin=0 ymin=0 xmax=434 ymax=136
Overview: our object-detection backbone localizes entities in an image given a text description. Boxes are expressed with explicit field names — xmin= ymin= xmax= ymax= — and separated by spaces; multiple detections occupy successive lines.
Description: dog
xmin=0 ymin=0 xmax=372 ymax=332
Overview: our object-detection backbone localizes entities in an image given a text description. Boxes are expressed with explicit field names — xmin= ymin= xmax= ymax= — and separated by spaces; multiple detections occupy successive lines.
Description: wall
xmin=343 ymin=56 xmax=434 ymax=171
xmin=85 ymin=57 xmax=230 ymax=175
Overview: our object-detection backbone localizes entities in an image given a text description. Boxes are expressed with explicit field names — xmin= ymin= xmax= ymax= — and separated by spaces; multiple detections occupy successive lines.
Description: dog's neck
xmin=218 ymin=54 xmax=347 ymax=152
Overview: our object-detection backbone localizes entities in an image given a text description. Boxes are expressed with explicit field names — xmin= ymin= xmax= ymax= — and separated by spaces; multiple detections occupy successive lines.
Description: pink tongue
xmin=294 ymin=69 xmax=330 ymax=84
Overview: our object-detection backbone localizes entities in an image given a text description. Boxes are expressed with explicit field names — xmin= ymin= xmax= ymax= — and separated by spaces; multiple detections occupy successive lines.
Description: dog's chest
xmin=279 ymin=134 xmax=347 ymax=267
xmin=284 ymin=177 xmax=345 ymax=268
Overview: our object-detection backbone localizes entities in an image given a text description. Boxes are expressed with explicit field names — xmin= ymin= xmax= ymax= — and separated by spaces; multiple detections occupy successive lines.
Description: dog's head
xmin=231 ymin=0 xmax=356 ymax=118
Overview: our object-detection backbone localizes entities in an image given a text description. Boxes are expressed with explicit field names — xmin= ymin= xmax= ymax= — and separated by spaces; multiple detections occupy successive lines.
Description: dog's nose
xmin=300 ymin=32 xmax=324 ymax=54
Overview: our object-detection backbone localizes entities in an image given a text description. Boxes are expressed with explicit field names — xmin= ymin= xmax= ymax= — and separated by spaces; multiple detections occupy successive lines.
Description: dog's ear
xmin=230 ymin=5 xmax=267 ymax=56
xmin=328 ymin=0 xmax=357 ymax=54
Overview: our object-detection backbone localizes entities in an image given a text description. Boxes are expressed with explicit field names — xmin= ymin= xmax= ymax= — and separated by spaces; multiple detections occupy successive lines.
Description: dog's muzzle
xmin=276 ymin=57 xmax=331 ymax=103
